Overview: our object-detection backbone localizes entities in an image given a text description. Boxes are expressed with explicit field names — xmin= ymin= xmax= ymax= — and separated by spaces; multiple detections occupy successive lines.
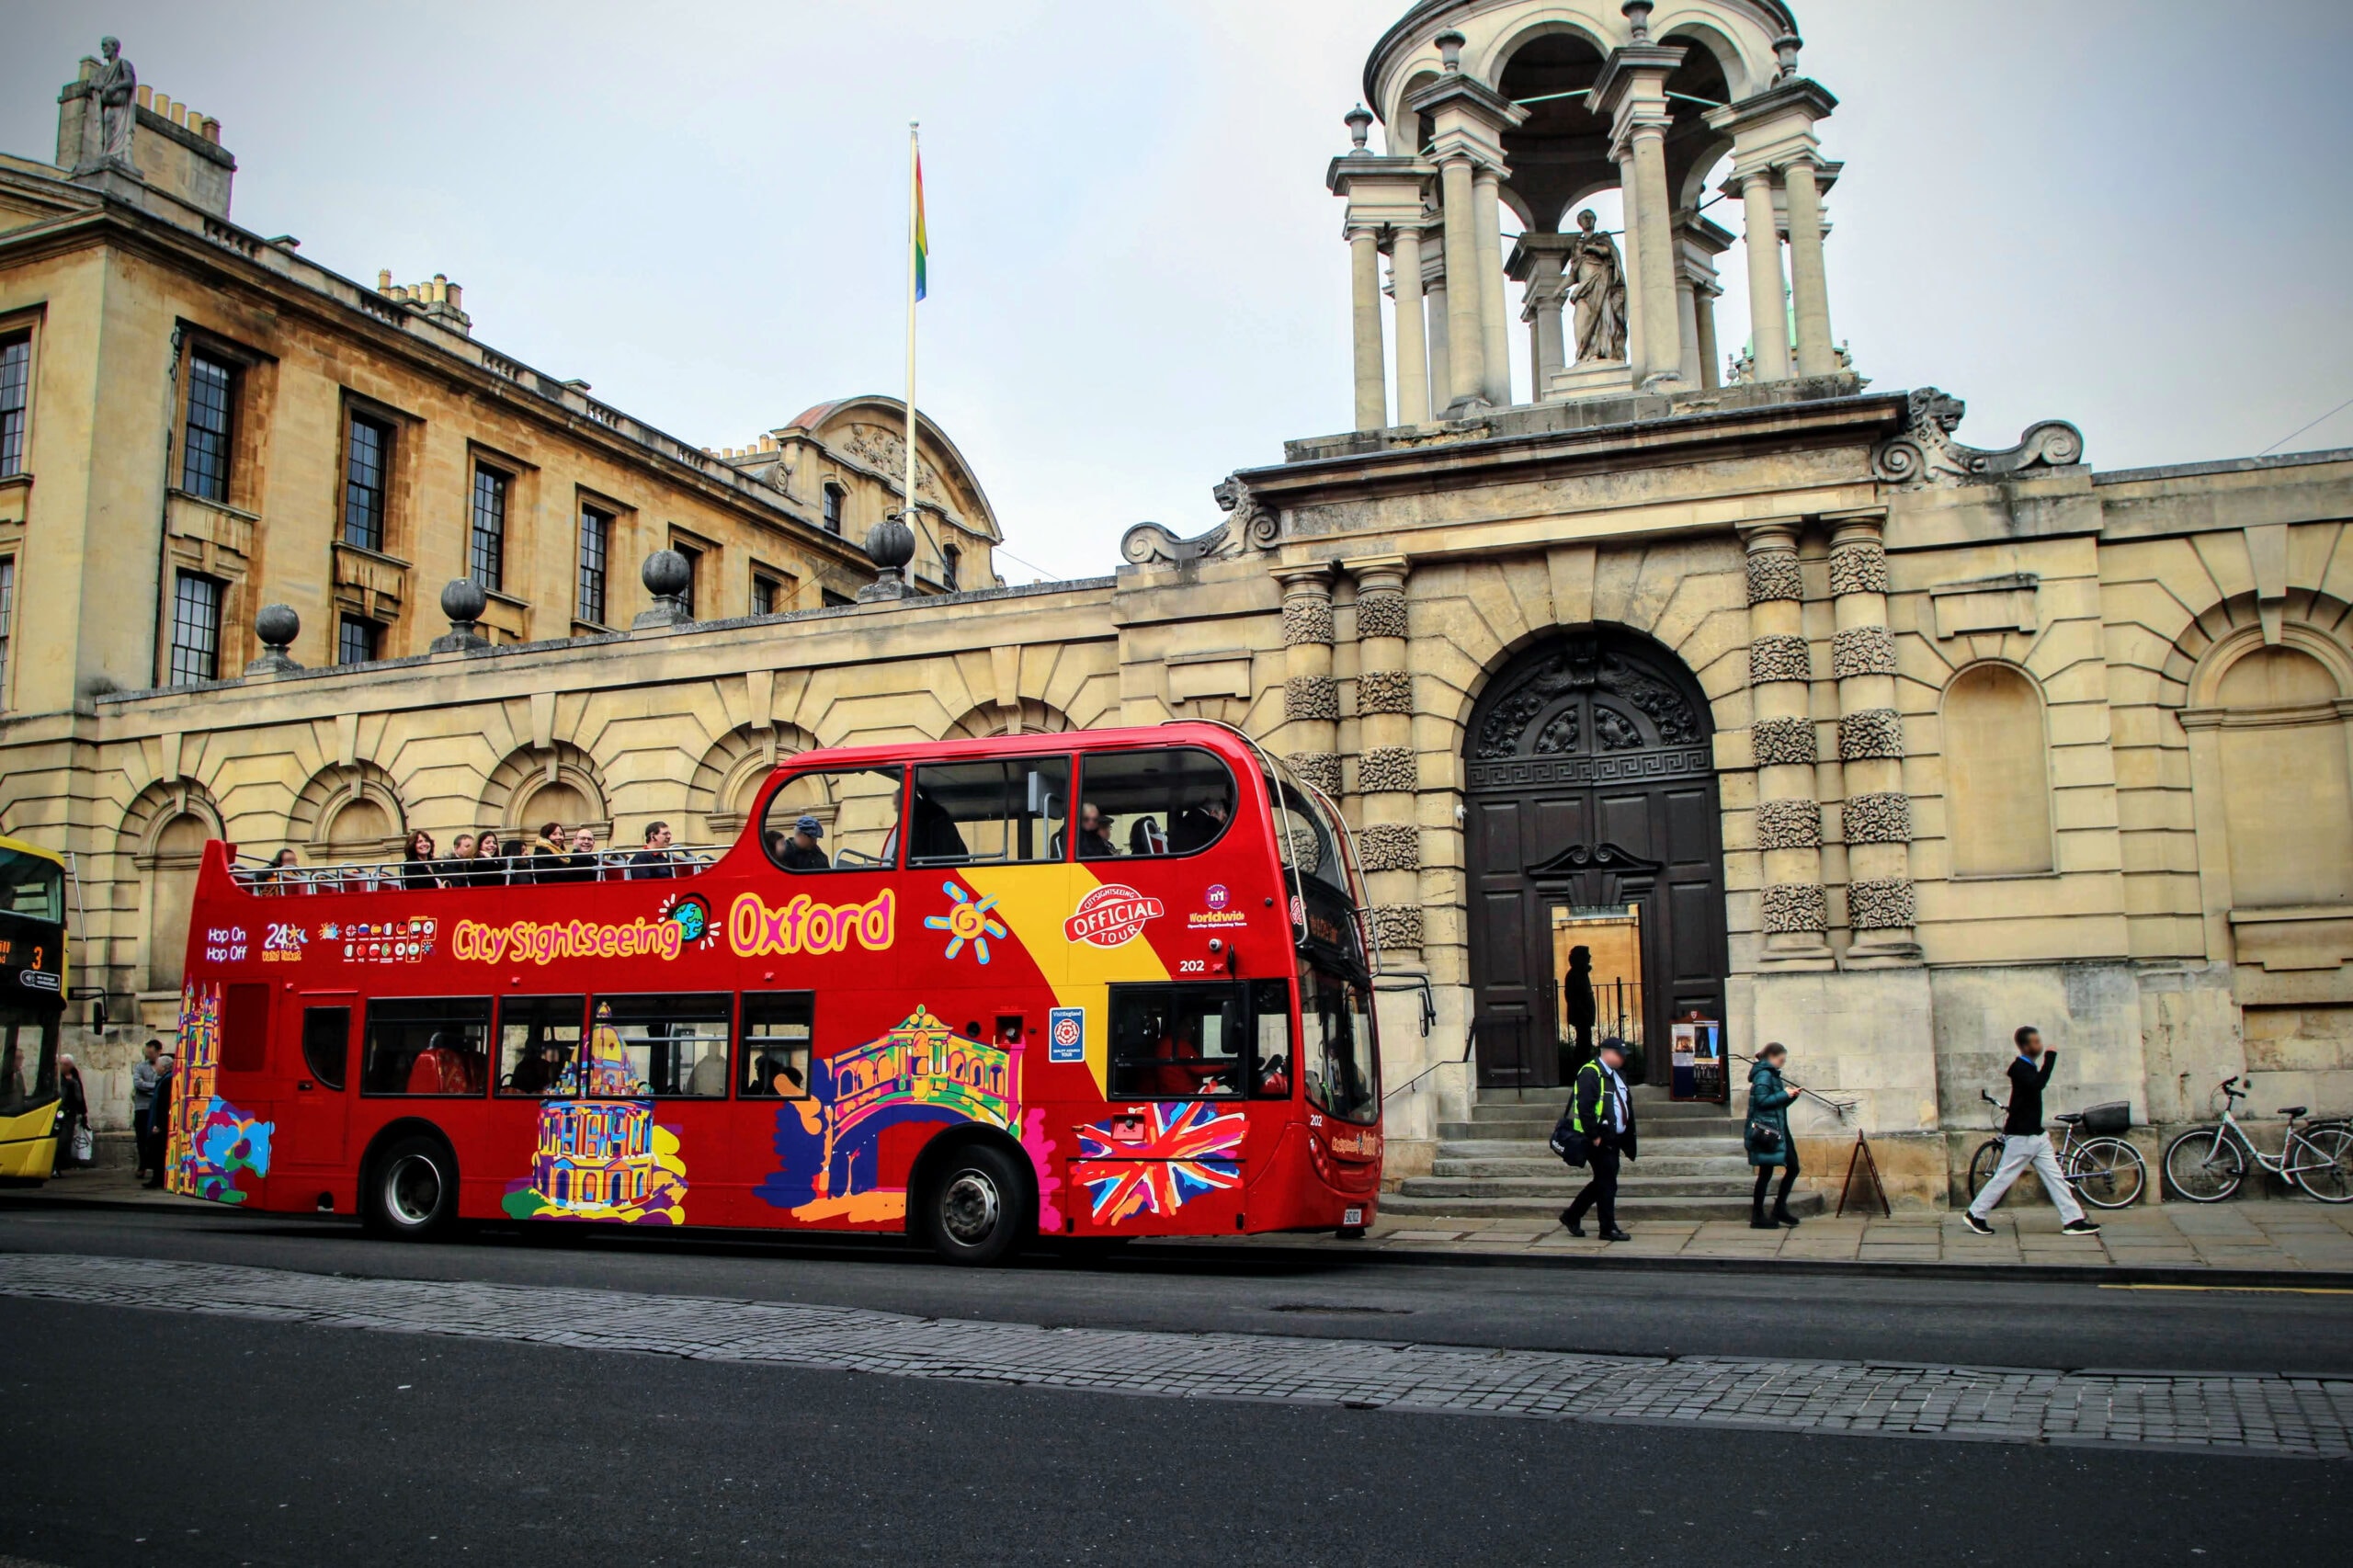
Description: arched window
xmin=822 ymin=483 xmax=845 ymax=535
xmin=145 ymin=812 xmax=211 ymax=991
xmin=2212 ymin=646 xmax=2352 ymax=908
xmin=942 ymin=542 xmax=961 ymax=591
xmin=1941 ymin=665 xmax=2053 ymax=877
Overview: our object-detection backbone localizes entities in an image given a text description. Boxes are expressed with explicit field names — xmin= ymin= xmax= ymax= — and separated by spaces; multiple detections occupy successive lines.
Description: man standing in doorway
xmin=1561 ymin=1036 xmax=1638 ymax=1242
xmin=1963 ymin=1026 xmax=2103 ymax=1237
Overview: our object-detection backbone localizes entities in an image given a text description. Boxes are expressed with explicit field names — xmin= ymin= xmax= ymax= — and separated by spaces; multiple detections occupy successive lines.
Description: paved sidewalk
xmin=1292 ymin=1202 xmax=2353 ymax=1276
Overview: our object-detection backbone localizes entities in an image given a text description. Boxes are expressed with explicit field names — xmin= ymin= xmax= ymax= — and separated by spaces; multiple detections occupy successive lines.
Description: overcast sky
xmin=8 ymin=2 xmax=2350 ymax=582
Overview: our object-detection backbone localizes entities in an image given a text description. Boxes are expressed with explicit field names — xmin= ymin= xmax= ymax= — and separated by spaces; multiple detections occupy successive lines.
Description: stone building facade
xmin=6 ymin=6 xmax=2351 ymax=1207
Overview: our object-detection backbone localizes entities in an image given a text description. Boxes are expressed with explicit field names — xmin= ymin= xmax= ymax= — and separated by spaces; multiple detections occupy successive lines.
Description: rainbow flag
xmin=914 ymin=151 xmax=928 ymax=301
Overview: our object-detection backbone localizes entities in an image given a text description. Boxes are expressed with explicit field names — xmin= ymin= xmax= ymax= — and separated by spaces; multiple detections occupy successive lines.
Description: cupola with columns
xmin=1331 ymin=0 xmax=1847 ymax=429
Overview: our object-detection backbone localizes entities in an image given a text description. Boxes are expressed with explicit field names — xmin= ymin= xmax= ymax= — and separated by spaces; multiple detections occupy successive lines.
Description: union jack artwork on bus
xmin=1073 ymin=1101 xmax=1245 ymax=1223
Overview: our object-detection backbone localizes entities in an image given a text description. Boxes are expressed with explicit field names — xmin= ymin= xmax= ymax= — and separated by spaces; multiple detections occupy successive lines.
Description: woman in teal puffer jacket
xmin=1747 ymin=1042 xmax=1800 ymax=1229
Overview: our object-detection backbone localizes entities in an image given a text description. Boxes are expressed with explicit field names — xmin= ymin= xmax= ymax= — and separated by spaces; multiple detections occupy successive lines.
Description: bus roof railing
xmin=225 ymin=844 xmax=722 ymax=894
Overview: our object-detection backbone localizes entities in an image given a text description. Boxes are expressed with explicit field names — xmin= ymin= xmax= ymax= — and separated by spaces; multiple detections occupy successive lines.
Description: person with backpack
xmin=1746 ymin=1042 xmax=1801 ymax=1229
xmin=1557 ymin=1036 xmax=1638 ymax=1241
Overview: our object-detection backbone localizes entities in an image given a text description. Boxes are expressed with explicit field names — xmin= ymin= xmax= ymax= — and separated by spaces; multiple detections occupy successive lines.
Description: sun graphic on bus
xmin=925 ymin=879 xmax=1007 ymax=964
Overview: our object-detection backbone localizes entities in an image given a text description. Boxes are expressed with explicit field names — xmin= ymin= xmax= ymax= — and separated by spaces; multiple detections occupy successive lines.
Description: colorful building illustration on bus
xmin=760 ymin=1005 xmax=1031 ymax=1224
xmin=164 ymin=981 xmax=274 ymax=1204
xmin=502 ymin=1016 xmax=688 ymax=1224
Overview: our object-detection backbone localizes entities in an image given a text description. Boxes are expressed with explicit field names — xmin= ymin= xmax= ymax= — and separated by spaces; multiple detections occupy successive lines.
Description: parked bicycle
xmin=2162 ymin=1077 xmax=2353 ymax=1203
xmin=1966 ymin=1090 xmax=2147 ymax=1210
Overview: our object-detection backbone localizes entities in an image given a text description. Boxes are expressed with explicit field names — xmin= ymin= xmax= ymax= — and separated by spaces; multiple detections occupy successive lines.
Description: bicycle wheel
xmin=1967 ymin=1138 xmax=2005 ymax=1199
xmin=2290 ymin=1123 xmax=2353 ymax=1203
xmin=2163 ymin=1127 xmax=2245 ymax=1202
xmin=2068 ymin=1137 xmax=2146 ymax=1210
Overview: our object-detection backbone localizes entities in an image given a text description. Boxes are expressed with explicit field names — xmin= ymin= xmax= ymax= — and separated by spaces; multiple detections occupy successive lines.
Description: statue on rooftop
xmin=1566 ymin=209 xmax=1627 ymax=364
xmin=95 ymin=37 xmax=137 ymax=167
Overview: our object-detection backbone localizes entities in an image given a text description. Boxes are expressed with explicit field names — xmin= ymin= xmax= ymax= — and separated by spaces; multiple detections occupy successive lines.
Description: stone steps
xmin=1381 ymin=1191 xmax=1826 ymax=1222
xmin=1433 ymin=1153 xmax=1752 ymax=1179
xmin=1400 ymin=1173 xmax=1776 ymax=1199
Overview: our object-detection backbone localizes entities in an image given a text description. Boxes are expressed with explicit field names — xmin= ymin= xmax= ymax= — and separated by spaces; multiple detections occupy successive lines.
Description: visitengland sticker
xmin=1048 ymin=1006 xmax=1086 ymax=1063
xmin=1063 ymin=883 xmax=1165 ymax=948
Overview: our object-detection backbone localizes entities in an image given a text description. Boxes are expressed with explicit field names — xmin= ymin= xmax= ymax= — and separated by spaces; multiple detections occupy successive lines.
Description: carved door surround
xmin=1464 ymin=628 xmax=1729 ymax=1091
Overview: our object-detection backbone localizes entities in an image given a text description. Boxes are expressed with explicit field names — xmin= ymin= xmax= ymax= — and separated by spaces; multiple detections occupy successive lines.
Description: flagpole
xmin=903 ymin=122 xmax=920 ymax=553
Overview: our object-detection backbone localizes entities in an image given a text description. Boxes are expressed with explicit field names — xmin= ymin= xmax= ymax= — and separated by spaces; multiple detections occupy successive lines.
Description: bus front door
xmin=290 ymin=994 xmax=357 ymax=1171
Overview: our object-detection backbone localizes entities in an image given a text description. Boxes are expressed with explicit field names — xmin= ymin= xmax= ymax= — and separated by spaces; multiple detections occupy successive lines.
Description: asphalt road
xmin=5 ymin=1204 xmax=2349 ymax=1567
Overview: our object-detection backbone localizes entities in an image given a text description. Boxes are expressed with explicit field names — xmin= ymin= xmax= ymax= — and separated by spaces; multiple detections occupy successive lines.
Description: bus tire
xmin=917 ymin=1141 xmax=1032 ymax=1267
xmin=363 ymin=1132 xmax=459 ymax=1241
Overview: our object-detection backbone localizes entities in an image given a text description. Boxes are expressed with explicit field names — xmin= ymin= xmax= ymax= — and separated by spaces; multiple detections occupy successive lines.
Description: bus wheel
xmin=364 ymin=1134 xmax=458 ymax=1241
xmin=920 ymin=1142 xmax=1031 ymax=1267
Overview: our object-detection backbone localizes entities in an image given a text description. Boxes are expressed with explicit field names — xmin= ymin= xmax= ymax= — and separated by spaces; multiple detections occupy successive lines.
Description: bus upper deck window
xmin=1072 ymin=747 xmax=1236 ymax=860
xmin=762 ymin=766 xmax=903 ymax=873
xmin=909 ymin=758 xmax=1068 ymax=867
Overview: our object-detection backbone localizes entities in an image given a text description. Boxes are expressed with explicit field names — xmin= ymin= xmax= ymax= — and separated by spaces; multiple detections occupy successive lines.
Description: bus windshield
xmin=1301 ymin=964 xmax=1378 ymax=1125
xmin=0 ymin=848 xmax=63 ymax=923
xmin=0 ymin=1002 xmax=59 ymax=1117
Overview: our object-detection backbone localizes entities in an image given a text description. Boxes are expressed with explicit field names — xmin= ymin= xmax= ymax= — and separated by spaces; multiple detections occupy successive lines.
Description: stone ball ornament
xmin=440 ymin=576 xmax=488 ymax=624
xmin=642 ymin=548 xmax=692 ymax=598
xmin=254 ymin=603 xmax=300 ymax=649
xmin=864 ymin=515 xmax=916 ymax=572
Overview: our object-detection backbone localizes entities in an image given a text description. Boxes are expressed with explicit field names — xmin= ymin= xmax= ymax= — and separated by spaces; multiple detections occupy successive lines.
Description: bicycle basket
xmin=2076 ymin=1101 xmax=2131 ymax=1136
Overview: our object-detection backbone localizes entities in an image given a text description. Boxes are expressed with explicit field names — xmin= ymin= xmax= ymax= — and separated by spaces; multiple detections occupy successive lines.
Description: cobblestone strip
xmin=7 ymin=1255 xmax=2349 ymax=1458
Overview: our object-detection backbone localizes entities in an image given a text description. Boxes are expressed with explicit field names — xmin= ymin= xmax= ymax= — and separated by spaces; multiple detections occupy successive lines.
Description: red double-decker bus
xmin=160 ymin=722 xmax=1382 ymax=1263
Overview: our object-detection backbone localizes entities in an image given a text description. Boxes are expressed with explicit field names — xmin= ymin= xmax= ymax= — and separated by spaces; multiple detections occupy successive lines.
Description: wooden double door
xmin=1464 ymin=631 xmax=1728 ymax=1090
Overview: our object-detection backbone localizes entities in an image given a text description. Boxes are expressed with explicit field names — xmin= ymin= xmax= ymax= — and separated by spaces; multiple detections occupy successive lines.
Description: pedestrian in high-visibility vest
xmin=1561 ymin=1037 xmax=1640 ymax=1241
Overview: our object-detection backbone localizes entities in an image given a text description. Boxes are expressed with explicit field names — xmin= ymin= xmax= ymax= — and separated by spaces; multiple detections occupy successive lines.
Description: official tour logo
xmin=1063 ymin=883 xmax=1165 ymax=949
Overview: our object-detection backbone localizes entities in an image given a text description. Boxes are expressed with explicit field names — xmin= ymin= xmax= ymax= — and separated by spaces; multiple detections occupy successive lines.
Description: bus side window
xmin=741 ymin=992 xmax=813 ymax=1098
xmin=906 ymin=758 xmax=1069 ymax=867
xmin=762 ymin=767 xmax=904 ymax=873
xmin=300 ymin=1006 xmax=350 ymax=1090
xmin=598 ymin=993 xmax=733 ymax=1096
xmin=1074 ymin=748 xmax=1237 ymax=860
xmin=1248 ymin=980 xmax=1291 ymax=1098
xmin=496 ymin=994 xmax=585 ymax=1096
xmin=1107 ymin=983 xmax=1247 ymax=1099
xmin=361 ymin=998 xmax=493 ymax=1096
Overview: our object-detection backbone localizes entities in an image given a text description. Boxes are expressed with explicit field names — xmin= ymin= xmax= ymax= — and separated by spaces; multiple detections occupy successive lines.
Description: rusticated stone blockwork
xmin=1358 ymin=744 xmax=1418 ymax=794
xmin=1751 ymin=715 xmax=1819 ymax=767
xmin=1847 ymin=877 xmax=1918 ymax=931
xmin=1761 ymin=882 xmax=1827 ymax=934
xmin=1285 ymin=751 xmax=1342 ymax=798
xmin=1837 ymin=707 xmax=1904 ymax=761
xmin=1281 ymin=596 xmax=1336 ymax=646
xmin=1358 ymin=823 xmax=1421 ymax=871
xmin=1831 ymin=624 xmax=1897 ymax=678
xmin=1746 ymin=550 xmax=1802 ymax=605
xmin=1755 ymin=798 xmax=1823 ymax=849
xmin=1370 ymin=903 xmax=1424 ymax=950
xmin=1843 ymin=791 xmax=1913 ymax=845
xmin=1357 ymin=669 xmax=1413 ymax=714
xmin=1748 ymin=633 xmax=1812 ymax=686
xmin=1828 ymin=541 xmax=1891 ymax=597
xmin=1354 ymin=590 xmax=1409 ymax=642
xmin=1283 ymin=674 xmax=1338 ymax=722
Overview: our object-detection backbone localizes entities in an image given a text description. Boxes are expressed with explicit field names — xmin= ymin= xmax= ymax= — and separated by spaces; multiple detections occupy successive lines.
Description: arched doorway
xmin=1463 ymin=628 xmax=1728 ymax=1089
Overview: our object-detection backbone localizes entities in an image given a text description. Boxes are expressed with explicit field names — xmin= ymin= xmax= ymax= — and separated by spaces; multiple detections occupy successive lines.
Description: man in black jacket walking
xmin=1560 ymin=1037 xmax=1638 ymax=1241
xmin=1963 ymin=1026 xmax=2102 ymax=1236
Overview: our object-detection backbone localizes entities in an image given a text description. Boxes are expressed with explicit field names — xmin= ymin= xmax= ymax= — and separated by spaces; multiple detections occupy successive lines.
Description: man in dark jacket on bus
xmin=1560 ymin=1037 xmax=1638 ymax=1241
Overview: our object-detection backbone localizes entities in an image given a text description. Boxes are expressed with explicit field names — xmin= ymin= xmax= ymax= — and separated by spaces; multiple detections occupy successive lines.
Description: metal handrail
xmin=229 ymin=844 xmax=722 ymax=894
xmin=1733 ymin=1051 xmax=1857 ymax=1119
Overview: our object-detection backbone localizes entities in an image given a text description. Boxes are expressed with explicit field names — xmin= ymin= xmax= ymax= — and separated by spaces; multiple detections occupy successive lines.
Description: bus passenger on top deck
xmin=1074 ymin=802 xmax=1117 ymax=860
xmin=403 ymin=831 xmax=441 ymax=890
xmin=439 ymin=833 xmax=477 ymax=886
xmin=1167 ymin=796 xmax=1230 ymax=854
xmin=629 ymin=822 xmax=677 ymax=880
xmin=256 ymin=846 xmax=300 ymax=893
xmin=527 ymin=822 xmax=566 ymax=881
xmin=779 ymin=816 xmax=829 ymax=871
xmin=472 ymin=831 xmax=509 ymax=886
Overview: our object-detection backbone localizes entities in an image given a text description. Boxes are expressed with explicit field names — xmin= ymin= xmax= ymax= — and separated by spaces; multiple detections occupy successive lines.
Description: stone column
xmin=1825 ymin=511 xmax=1917 ymax=961
xmin=1422 ymin=244 xmax=1451 ymax=418
xmin=1744 ymin=522 xmax=1834 ymax=969
xmin=1693 ymin=278 xmax=1722 ymax=390
xmin=1391 ymin=224 xmax=1430 ymax=426
xmin=1436 ymin=155 xmax=1487 ymax=411
xmin=1783 ymin=156 xmax=1836 ymax=378
xmin=1739 ymin=170 xmax=1790 ymax=381
xmin=1620 ymin=184 xmax=1647 ymax=374
xmin=1624 ymin=122 xmax=1683 ymax=387
xmin=1347 ymin=223 xmax=1387 ymax=431
xmin=1471 ymin=166 xmax=1512 ymax=407
xmin=1348 ymin=557 xmax=1419 ymax=956
xmin=1673 ymin=273 xmax=1702 ymax=390
xmin=1277 ymin=564 xmax=1341 ymax=803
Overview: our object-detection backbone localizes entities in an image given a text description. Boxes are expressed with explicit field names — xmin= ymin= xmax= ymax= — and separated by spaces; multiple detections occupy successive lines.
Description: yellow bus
xmin=0 ymin=835 xmax=69 ymax=1179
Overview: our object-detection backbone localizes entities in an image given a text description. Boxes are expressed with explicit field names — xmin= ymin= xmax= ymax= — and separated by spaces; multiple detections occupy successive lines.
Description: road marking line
xmin=2100 ymin=1283 xmax=2353 ymax=1297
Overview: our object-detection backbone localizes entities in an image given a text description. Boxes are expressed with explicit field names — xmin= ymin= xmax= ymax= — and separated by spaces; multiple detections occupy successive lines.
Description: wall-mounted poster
xmin=1670 ymin=1017 xmax=1724 ymax=1103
